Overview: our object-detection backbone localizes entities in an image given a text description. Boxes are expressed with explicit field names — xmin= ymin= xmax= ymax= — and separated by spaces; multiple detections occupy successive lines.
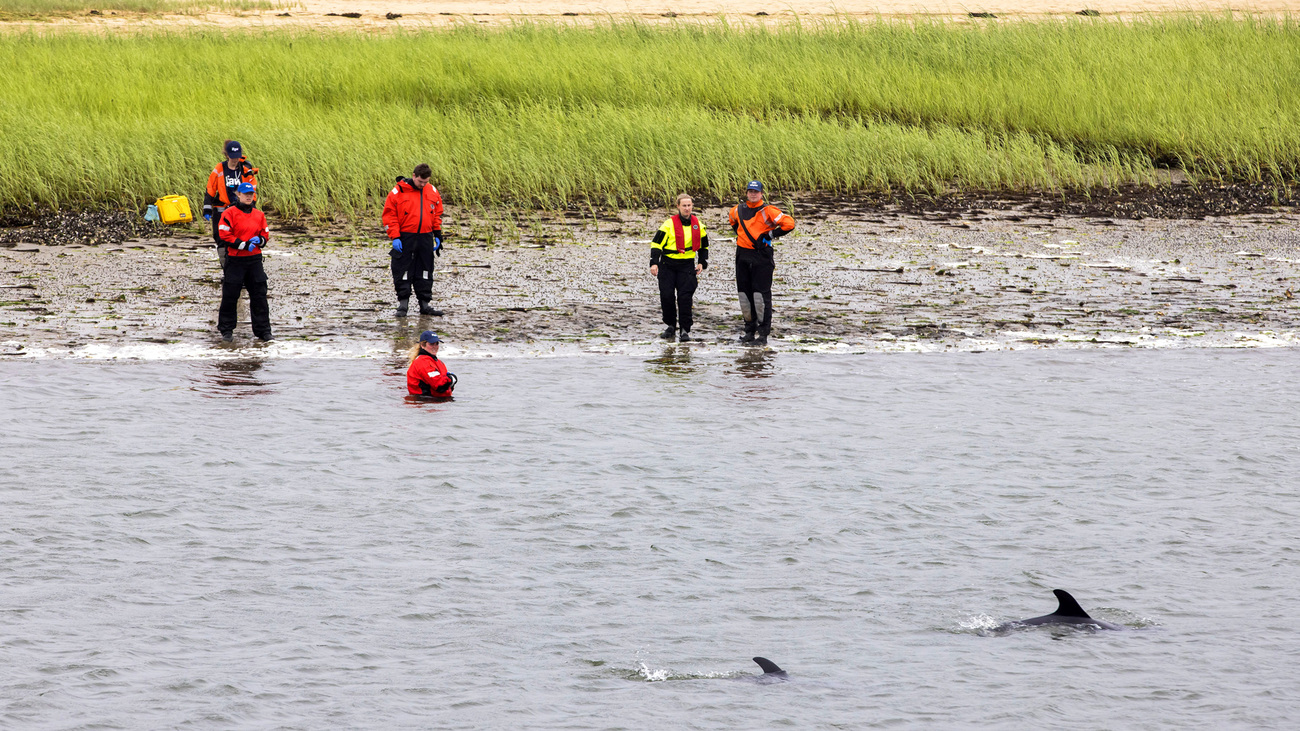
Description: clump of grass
xmin=1 ymin=17 xmax=1298 ymax=216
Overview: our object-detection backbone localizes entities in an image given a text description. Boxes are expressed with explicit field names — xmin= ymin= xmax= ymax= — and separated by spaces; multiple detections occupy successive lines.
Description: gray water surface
xmin=1 ymin=349 xmax=1297 ymax=729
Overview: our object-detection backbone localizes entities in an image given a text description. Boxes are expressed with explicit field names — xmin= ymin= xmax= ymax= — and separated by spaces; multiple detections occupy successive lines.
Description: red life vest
xmin=672 ymin=215 xmax=701 ymax=253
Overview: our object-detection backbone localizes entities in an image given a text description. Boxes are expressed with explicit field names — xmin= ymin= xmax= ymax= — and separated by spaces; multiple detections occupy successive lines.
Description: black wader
xmin=211 ymin=210 xmax=227 ymax=269
xmin=390 ymin=231 xmax=435 ymax=304
xmin=218 ymin=254 xmax=272 ymax=339
xmin=735 ymin=247 xmax=774 ymax=336
xmin=657 ymin=258 xmax=698 ymax=332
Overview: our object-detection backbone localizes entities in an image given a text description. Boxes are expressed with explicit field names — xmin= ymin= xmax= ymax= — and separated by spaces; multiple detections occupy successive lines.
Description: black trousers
xmin=390 ymin=232 xmax=435 ymax=301
xmin=735 ymin=247 xmax=774 ymax=335
xmin=210 ymin=211 xmax=227 ymax=268
xmin=218 ymin=254 xmax=271 ymax=338
xmin=657 ymin=260 xmax=698 ymax=331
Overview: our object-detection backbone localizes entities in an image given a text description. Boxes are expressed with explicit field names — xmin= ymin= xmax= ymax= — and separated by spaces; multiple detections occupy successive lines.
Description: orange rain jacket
xmin=203 ymin=158 xmax=259 ymax=217
xmin=727 ymin=199 xmax=795 ymax=250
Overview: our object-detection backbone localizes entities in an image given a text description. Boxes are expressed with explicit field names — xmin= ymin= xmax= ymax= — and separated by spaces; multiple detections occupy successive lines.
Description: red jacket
xmin=217 ymin=204 xmax=270 ymax=258
xmin=382 ymin=178 xmax=443 ymax=239
xmin=407 ymin=353 xmax=454 ymax=396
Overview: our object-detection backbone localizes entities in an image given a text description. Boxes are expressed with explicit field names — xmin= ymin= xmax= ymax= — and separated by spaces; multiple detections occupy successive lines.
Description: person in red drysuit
xmin=406 ymin=330 xmax=455 ymax=397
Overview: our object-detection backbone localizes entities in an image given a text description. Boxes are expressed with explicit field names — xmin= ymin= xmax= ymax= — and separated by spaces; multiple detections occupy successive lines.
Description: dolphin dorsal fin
xmin=1053 ymin=589 xmax=1092 ymax=618
xmin=752 ymin=657 xmax=785 ymax=675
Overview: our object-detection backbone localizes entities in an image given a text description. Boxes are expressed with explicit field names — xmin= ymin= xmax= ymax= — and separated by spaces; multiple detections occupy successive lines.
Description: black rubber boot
xmin=660 ymin=326 xmax=676 ymax=340
xmin=678 ymin=330 xmax=692 ymax=342
xmin=219 ymin=331 xmax=234 ymax=343
xmin=739 ymin=330 xmax=756 ymax=344
xmin=418 ymin=300 xmax=444 ymax=316
xmin=395 ymin=297 xmax=409 ymax=317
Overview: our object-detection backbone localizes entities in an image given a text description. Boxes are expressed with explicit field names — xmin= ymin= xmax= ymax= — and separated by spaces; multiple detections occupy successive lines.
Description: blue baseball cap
xmin=224 ymin=140 xmax=243 ymax=158
xmin=419 ymin=331 xmax=442 ymax=344
xmin=746 ymin=180 xmax=764 ymax=192
xmin=236 ymin=182 xmax=256 ymax=195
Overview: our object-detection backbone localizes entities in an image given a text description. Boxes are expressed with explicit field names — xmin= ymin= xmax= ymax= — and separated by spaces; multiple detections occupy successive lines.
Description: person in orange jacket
xmin=382 ymin=163 xmax=445 ymax=318
xmin=406 ymin=330 xmax=455 ymax=398
xmin=203 ymin=140 xmax=258 ymax=269
xmin=216 ymin=182 xmax=272 ymax=342
xmin=728 ymin=180 xmax=795 ymax=345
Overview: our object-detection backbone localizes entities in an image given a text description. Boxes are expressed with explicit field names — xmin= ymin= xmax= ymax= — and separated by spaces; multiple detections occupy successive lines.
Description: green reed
xmin=1 ymin=16 xmax=1296 ymax=216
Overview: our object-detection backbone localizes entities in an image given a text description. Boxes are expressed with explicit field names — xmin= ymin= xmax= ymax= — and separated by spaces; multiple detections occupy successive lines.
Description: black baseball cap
xmin=224 ymin=140 xmax=243 ymax=158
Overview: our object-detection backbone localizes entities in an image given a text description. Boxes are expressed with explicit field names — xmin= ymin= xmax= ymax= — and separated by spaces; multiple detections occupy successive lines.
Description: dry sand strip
xmin=2 ymin=205 xmax=1299 ymax=356
xmin=11 ymin=0 xmax=1300 ymax=32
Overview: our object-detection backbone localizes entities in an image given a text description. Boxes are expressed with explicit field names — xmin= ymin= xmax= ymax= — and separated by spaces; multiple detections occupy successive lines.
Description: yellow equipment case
xmin=155 ymin=195 xmax=193 ymax=224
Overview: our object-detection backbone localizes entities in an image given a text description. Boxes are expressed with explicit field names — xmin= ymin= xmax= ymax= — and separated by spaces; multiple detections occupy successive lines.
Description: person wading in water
xmin=727 ymin=181 xmax=794 ymax=346
xmin=406 ymin=330 xmax=455 ymax=398
xmin=649 ymin=193 xmax=709 ymax=342
xmin=215 ymin=182 xmax=272 ymax=342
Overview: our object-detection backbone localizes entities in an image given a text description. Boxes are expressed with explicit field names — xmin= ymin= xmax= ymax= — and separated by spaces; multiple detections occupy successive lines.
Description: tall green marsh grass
xmin=2 ymin=17 xmax=1298 ymax=216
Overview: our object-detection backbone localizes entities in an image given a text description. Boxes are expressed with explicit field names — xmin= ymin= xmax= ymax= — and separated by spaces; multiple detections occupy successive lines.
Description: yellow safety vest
xmin=652 ymin=216 xmax=707 ymax=261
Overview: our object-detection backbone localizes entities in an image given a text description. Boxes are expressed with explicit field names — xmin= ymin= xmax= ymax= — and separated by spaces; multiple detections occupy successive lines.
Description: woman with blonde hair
xmin=648 ymin=192 xmax=709 ymax=342
xmin=406 ymin=331 xmax=455 ymax=397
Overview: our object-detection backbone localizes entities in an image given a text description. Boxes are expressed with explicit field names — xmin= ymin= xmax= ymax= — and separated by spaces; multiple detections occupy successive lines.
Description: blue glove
xmin=433 ymin=235 xmax=443 ymax=257
xmin=248 ymin=236 xmax=263 ymax=246
xmin=392 ymin=238 xmax=402 ymax=253
xmin=203 ymin=213 xmax=212 ymax=222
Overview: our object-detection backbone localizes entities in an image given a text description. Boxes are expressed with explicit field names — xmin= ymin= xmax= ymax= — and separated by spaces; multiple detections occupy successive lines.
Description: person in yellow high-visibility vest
xmin=649 ymin=194 xmax=710 ymax=342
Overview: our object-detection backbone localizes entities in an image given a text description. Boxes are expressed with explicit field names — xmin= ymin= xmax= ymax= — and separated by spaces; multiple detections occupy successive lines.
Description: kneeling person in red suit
xmin=406 ymin=330 xmax=455 ymax=397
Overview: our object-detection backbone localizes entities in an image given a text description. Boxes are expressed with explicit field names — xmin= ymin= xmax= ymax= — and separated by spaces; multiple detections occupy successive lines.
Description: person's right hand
xmin=391 ymin=238 xmax=402 ymax=253
xmin=649 ymin=265 xmax=658 ymax=276
xmin=203 ymin=213 xmax=212 ymax=222
xmin=248 ymin=236 xmax=263 ymax=246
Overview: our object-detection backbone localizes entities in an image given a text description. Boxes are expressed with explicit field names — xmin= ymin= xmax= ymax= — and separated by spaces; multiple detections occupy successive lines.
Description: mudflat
xmin=12 ymin=0 xmax=1300 ymax=32
xmin=3 ymin=199 xmax=1297 ymax=356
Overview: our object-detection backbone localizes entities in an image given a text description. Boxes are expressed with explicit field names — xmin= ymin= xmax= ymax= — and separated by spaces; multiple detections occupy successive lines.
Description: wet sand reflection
xmin=644 ymin=344 xmax=703 ymax=379
xmin=190 ymin=358 xmax=274 ymax=398
xmin=731 ymin=347 xmax=776 ymax=379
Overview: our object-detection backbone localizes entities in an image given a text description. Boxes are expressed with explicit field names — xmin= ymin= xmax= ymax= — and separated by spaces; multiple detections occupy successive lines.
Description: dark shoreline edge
xmin=2 ymin=181 xmax=1295 ymax=249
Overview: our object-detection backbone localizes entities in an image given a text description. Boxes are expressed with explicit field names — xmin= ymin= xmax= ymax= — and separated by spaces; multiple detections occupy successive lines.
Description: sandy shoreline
xmin=7 ymin=0 xmax=1300 ymax=32
xmin=3 ymin=200 xmax=1298 ymax=358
